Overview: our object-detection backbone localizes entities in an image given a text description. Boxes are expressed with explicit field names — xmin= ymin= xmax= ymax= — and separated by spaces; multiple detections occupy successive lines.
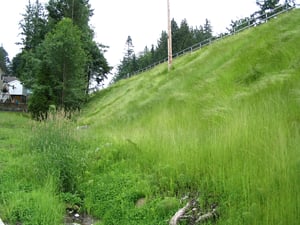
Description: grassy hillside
xmin=0 ymin=9 xmax=299 ymax=225
xmin=78 ymin=9 xmax=300 ymax=225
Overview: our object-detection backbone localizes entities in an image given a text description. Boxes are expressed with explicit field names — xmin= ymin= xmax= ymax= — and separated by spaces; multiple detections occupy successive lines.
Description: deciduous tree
xmin=42 ymin=18 xmax=87 ymax=110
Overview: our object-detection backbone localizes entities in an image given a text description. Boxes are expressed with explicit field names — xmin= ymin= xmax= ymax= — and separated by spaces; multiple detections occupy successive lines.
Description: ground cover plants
xmin=0 ymin=113 xmax=79 ymax=224
xmin=0 ymin=9 xmax=299 ymax=225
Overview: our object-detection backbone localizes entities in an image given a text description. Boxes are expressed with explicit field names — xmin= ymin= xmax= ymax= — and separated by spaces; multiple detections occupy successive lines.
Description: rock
xmin=135 ymin=197 xmax=146 ymax=207
xmin=76 ymin=125 xmax=89 ymax=130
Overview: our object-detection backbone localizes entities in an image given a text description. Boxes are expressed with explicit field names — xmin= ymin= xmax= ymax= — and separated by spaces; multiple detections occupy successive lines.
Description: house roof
xmin=2 ymin=76 xmax=18 ymax=83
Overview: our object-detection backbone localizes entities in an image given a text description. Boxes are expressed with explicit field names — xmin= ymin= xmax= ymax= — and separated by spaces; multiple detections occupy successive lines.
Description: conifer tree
xmin=20 ymin=0 xmax=48 ymax=51
xmin=256 ymin=0 xmax=280 ymax=12
xmin=155 ymin=31 xmax=168 ymax=62
xmin=115 ymin=36 xmax=136 ymax=81
xmin=176 ymin=19 xmax=194 ymax=52
xmin=0 ymin=46 xmax=10 ymax=75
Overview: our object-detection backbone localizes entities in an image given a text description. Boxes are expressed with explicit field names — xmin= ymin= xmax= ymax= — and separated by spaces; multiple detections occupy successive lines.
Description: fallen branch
xmin=169 ymin=198 xmax=218 ymax=225
xmin=195 ymin=208 xmax=217 ymax=223
xmin=169 ymin=201 xmax=193 ymax=225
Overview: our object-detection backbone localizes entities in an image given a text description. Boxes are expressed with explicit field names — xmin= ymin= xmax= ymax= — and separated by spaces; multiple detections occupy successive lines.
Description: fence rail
xmin=127 ymin=3 xmax=295 ymax=77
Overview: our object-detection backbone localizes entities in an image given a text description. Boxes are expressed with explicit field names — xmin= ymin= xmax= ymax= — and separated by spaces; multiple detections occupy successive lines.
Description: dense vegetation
xmin=0 ymin=6 xmax=299 ymax=225
xmin=10 ymin=0 xmax=111 ymax=119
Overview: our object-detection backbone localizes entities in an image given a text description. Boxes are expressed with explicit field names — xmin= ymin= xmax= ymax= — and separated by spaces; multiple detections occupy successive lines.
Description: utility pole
xmin=72 ymin=0 xmax=75 ymax=20
xmin=167 ymin=0 xmax=172 ymax=71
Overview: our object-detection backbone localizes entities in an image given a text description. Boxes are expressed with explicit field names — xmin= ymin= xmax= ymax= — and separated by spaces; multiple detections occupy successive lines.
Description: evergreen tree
xmin=154 ymin=31 xmax=168 ymax=62
xmin=170 ymin=19 xmax=180 ymax=53
xmin=192 ymin=25 xmax=205 ymax=44
xmin=256 ymin=0 xmax=280 ymax=12
xmin=137 ymin=46 xmax=154 ymax=70
xmin=19 ymin=0 xmax=48 ymax=50
xmin=0 ymin=46 xmax=10 ymax=75
xmin=114 ymin=36 xmax=136 ymax=81
xmin=203 ymin=19 xmax=213 ymax=40
xmin=111 ymin=18 xmax=215 ymax=84
xmin=176 ymin=19 xmax=194 ymax=52
xmin=13 ymin=0 xmax=47 ymax=85
xmin=150 ymin=44 xmax=155 ymax=63
xmin=124 ymin=35 xmax=134 ymax=60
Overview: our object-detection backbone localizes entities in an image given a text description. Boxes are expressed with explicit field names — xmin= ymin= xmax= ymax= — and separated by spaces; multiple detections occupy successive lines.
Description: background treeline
xmin=114 ymin=18 xmax=213 ymax=82
xmin=10 ymin=0 xmax=111 ymax=119
xmin=113 ymin=0 xmax=296 ymax=82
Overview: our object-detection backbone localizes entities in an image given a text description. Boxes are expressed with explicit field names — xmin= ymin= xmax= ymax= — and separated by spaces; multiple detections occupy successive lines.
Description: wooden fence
xmin=0 ymin=103 xmax=28 ymax=112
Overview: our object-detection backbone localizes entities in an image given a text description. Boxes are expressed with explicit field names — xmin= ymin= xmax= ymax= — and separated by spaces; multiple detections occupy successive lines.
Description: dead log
xmin=195 ymin=208 xmax=217 ymax=223
xmin=169 ymin=199 xmax=217 ymax=225
xmin=169 ymin=201 xmax=193 ymax=225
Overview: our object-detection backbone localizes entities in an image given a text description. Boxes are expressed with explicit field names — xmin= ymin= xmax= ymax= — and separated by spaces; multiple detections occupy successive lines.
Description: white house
xmin=1 ymin=76 xmax=29 ymax=103
xmin=8 ymin=79 xmax=27 ymax=96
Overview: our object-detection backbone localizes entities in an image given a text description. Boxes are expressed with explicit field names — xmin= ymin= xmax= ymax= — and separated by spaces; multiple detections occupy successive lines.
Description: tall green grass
xmin=28 ymin=116 xmax=86 ymax=193
xmin=78 ymin=9 xmax=300 ymax=225
xmin=3 ymin=178 xmax=64 ymax=225
xmin=0 ymin=112 xmax=86 ymax=224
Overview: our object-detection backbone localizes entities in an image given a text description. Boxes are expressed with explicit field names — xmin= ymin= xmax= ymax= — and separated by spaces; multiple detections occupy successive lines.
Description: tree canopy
xmin=12 ymin=0 xmax=111 ymax=119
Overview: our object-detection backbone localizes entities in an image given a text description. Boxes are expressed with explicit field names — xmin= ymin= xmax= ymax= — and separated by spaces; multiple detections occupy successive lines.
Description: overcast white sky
xmin=0 ymin=0 xmax=291 ymax=71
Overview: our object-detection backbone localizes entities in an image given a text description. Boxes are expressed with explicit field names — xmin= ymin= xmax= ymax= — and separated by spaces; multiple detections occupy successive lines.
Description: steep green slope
xmin=78 ymin=9 xmax=300 ymax=225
